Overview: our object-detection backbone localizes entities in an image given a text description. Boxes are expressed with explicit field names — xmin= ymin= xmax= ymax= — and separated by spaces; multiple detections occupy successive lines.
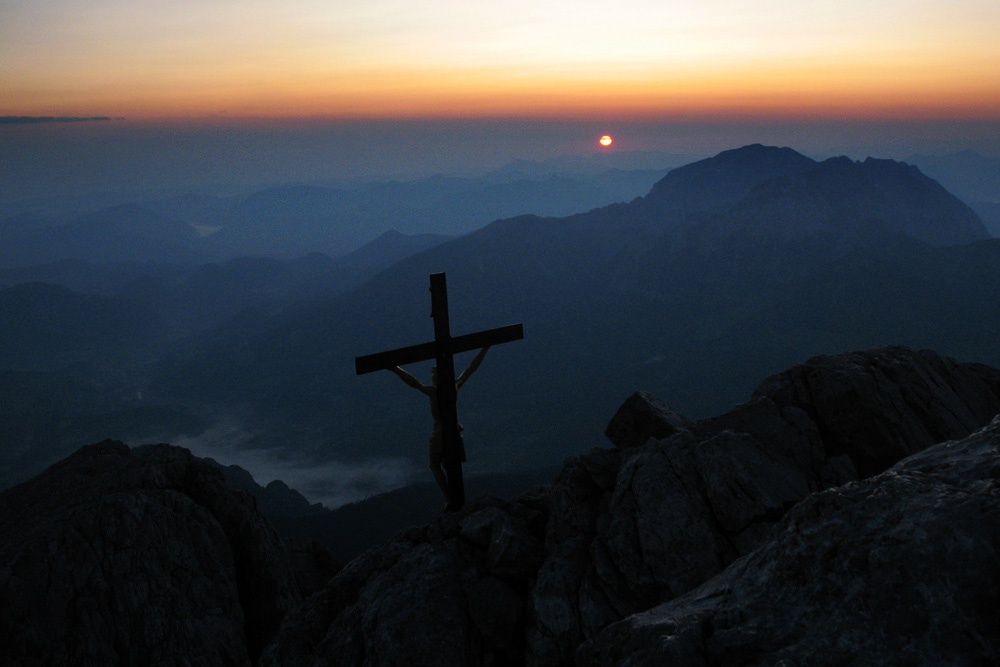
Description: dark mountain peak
xmin=817 ymin=154 xmax=856 ymax=169
xmin=730 ymin=153 xmax=989 ymax=245
xmin=201 ymin=456 xmax=327 ymax=518
xmin=854 ymin=155 xmax=988 ymax=244
xmin=642 ymin=144 xmax=816 ymax=215
xmin=858 ymin=155 xmax=931 ymax=183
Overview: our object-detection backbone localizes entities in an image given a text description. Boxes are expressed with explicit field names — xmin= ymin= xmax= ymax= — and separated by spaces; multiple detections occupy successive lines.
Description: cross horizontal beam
xmin=354 ymin=322 xmax=523 ymax=375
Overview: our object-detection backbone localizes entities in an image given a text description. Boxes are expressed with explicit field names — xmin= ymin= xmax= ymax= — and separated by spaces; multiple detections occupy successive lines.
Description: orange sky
xmin=2 ymin=0 xmax=999 ymax=121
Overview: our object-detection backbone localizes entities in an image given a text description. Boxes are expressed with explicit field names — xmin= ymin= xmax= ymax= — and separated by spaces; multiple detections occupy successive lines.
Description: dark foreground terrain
xmin=3 ymin=345 xmax=1000 ymax=665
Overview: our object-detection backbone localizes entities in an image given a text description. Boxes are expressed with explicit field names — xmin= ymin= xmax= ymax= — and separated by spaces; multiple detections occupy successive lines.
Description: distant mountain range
xmin=146 ymin=145 xmax=999 ymax=482
xmin=0 ymin=165 xmax=671 ymax=268
xmin=2 ymin=144 xmax=999 ymax=502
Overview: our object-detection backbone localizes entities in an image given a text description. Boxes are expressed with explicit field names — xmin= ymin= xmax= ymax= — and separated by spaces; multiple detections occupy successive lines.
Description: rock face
xmin=260 ymin=346 xmax=1000 ymax=666
xmin=577 ymin=414 xmax=1000 ymax=666
xmin=261 ymin=492 xmax=550 ymax=667
xmin=750 ymin=346 xmax=1000 ymax=477
xmin=0 ymin=441 xmax=303 ymax=667
xmin=604 ymin=390 xmax=694 ymax=448
xmin=5 ymin=346 xmax=998 ymax=666
xmin=202 ymin=457 xmax=329 ymax=518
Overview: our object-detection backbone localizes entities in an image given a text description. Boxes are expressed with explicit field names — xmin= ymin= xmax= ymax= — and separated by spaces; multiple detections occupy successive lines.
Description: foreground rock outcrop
xmin=577 ymin=414 xmax=1000 ymax=665
xmin=0 ymin=442 xmax=305 ymax=666
xmin=261 ymin=346 xmax=1000 ymax=666
xmin=3 ymin=346 xmax=998 ymax=666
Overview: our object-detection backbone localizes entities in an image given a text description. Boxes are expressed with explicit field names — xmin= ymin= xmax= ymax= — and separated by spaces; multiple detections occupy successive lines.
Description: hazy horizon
xmin=4 ymin=116 xmax=1000 ymax=215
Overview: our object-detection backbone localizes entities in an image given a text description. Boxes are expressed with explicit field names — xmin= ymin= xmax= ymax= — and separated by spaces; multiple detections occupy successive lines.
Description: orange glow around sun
xmin=599 ymin=135 xmax=613 ymax=147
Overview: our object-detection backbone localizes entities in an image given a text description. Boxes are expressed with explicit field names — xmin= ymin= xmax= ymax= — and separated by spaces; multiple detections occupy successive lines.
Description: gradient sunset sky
xmin=4 ymin=0 xmax=999 ymax=120
xmin=3 ymin=0 xmax=1000 ymax=204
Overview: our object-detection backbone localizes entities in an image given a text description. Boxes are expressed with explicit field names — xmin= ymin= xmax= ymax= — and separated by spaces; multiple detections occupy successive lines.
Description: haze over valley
xmin=2 ymin=142 xmax=998 ymax=507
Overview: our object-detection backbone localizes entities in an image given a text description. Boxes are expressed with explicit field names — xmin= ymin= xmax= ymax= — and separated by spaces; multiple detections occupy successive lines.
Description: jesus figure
xmin=388 ymin=346 xmax=491 ymax=510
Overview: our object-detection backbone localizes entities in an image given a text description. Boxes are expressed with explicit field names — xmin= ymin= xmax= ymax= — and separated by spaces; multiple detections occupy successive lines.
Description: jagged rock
xmin=260 ymin=346 xmax=1000 ymax=667
xmin=526 ymin=447 xmax=621 ymax=665
xmin=0 ymin=441 xmax=302 ymax=667
xmin=604 ymin=391 xmax=693 ymax=448
xmin=751 ymin=345 xmax=1000 ymax=477
xmin=259 ymin=492 xmax=549 ymax=667
xmin=10 ymin=347 xmax=987 ymax=666
xmin=576 ymin=415 xmax=1000 ymax=666
xmin=202 ymin=457 xmax=328 ymax=518
xmin=286 ymin=537 xmax=342 ymax=598
xmin=524 ymin=346 xmax=1000 ymax=665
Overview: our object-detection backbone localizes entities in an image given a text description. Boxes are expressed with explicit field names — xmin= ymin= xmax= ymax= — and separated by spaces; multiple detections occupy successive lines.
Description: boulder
xmin=604 ymin=391 xmax=693 ymax=448
xmin=751 ymin=345 xmax=1000 ymax=477
xmin=260 ymin=492 xmax=549 ymax=667
xmin=529 ymin=346 xmax=1000 ymax=664
xmin=0 ymin=441 xmax=302 ymax=667
xmin=577 ymin=415 xmax=1000 ymax=666
xmin=262 ymin=346 xmax=1000 ymax=667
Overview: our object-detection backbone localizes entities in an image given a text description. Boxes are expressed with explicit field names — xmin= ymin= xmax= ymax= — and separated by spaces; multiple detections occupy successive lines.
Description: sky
xmin=2 ymin=0 xmax=1000 ymax=204
xmin=3 ymin=0 xmax=1000 ymax=120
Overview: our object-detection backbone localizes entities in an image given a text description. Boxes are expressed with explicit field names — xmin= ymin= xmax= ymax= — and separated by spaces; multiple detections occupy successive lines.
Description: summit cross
xmin=354 ymin=272 xmax=523 ymax=510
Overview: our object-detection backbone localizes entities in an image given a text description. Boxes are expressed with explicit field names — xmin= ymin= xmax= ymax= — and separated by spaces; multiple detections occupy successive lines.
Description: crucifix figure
xmin=355 ymin=272 xmax=523 ymax=511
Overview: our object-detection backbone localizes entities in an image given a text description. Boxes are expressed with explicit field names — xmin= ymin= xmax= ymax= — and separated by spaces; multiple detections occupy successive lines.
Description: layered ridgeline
xmin=3 ymin=346 xmax=1000 ymax=665
xmin=148 ymin=145 xmax=1000 ymax=479
xmin=3 ymin=144 xmax=998 ymax=497
xmin=0 ymin=165 xmax=671 ymax=267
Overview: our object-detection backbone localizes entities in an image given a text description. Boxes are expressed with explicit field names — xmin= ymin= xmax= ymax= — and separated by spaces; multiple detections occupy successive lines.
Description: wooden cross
xmin=355 ymin=272 xmax=523 ymax=510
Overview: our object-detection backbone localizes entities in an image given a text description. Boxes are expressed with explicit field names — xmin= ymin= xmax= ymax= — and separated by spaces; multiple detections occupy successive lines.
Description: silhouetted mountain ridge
xmin=146 ymin=145 xmax=1000 ymax=480
xmin=3 ymin=145 xmax=998 ymax=499
xmin=642 ymin=145 xmax=988 ymax=245
xmin=643 ymin=143 xmax=817 ymax=214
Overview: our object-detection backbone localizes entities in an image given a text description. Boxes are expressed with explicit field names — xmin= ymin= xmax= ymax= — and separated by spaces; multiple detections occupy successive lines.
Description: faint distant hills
xmin=0 ymin=203 xmax=209 ymax=268
xmin=2 ymin=144 xmax=1000 ymax=501
xmin=0 ymin=163 xmax=672 ymax=268
xmin=484 ymin=150 xmax=698 ymax=180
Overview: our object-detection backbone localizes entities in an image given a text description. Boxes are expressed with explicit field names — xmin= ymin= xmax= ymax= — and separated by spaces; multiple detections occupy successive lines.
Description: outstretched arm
xmin=456 ymin=346 xmax=490 ymax=390
xmin=389 ymin=366 xmax=433 ymax=395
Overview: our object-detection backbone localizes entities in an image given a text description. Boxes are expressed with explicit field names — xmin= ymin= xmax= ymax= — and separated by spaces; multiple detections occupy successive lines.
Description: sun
xmin=599 ymin=135 xmax=613 ymax=147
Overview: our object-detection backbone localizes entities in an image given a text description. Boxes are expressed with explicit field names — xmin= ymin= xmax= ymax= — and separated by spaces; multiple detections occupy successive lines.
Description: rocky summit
xmin=577 ymin=415 xmax=1000 ymax=666
xmin=3 ymin=345 xmax=1000 ymax=666
xmin=0 ymin=442 xmax=335 ymax=667
xmin=260 ymin=346 xmax=1000 ymax=666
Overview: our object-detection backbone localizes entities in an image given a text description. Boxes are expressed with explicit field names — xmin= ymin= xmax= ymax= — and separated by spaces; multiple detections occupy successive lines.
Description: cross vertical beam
xmin=429 ymin=273 xmax=465 ymax=508
xmin=354 ymin=272 xmax=523 ymax=512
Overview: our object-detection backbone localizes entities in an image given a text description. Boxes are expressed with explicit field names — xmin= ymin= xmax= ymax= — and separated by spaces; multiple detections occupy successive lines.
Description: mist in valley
xmin=3 ymin=120 xmax=1000 ymax=507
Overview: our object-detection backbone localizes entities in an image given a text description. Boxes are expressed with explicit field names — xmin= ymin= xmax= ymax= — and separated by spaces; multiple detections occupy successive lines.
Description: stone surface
xmin=751 ymin=345 xmax=1000 ymax=477
xmin=260 ymin=346 xmax=1000 ymax=667
xmin=577 ymin=414 xmax=1000 ymax=666
xmin=259 ymin=492 xmax=549 ymax=667
xmin=604 ymin=391 xmax=694 ymax=449
xmin=6 ymin=346 xmax=999 ymax=666
xmin=0 ymin=441 xmax=303 ymax=667
xmin=522 ymin=346 xmax=1000 ymax=666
